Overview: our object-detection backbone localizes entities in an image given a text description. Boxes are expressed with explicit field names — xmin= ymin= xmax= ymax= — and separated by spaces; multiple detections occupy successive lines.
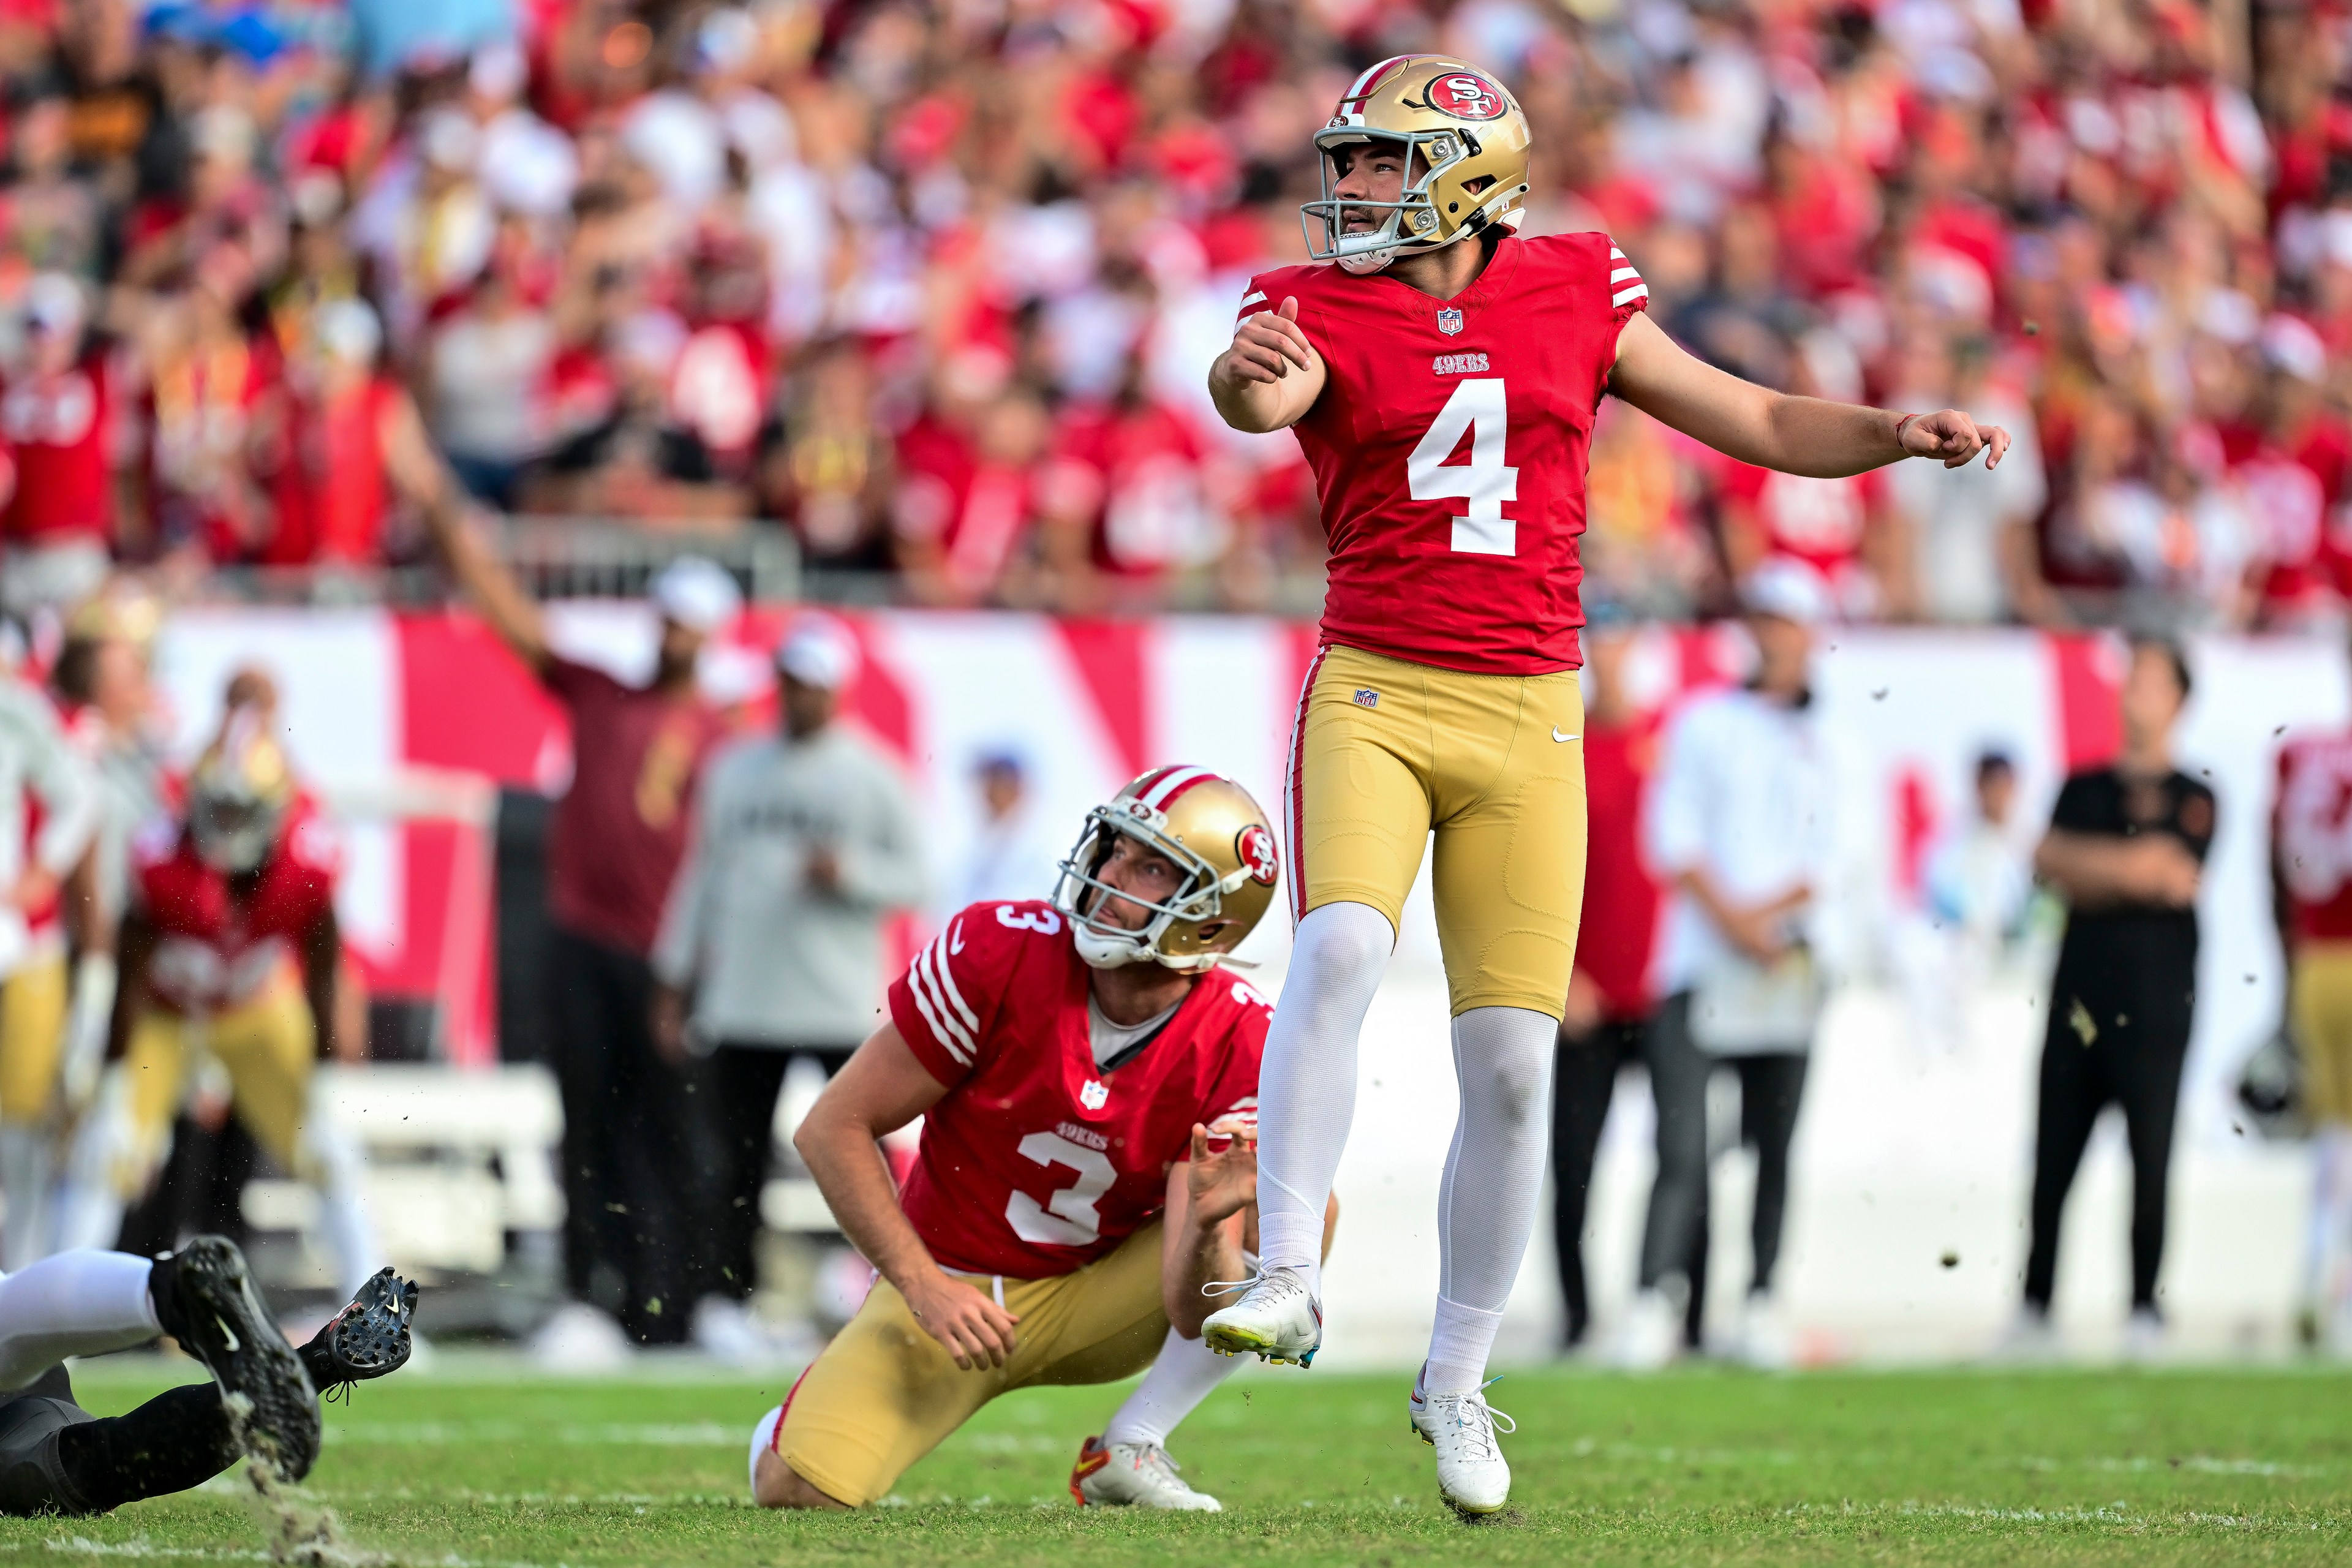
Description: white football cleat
xmin=1201 ymin=1267 xmax=1322 ymax=1366
xmin=1408 ymin=1374 xmax=1515 ymax=1515
xmin=1069 ymin=1437 xmax=1223 ymax=1510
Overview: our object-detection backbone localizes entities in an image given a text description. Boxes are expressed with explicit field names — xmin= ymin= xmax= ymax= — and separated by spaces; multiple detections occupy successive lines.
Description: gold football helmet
xmin=1301 ymin=55 xmax=1532 ymax=274
xmin=1052 ymin=766 xmax=1280 ymax=972
xmin=188 ymin=708 xmax=295 ymax=874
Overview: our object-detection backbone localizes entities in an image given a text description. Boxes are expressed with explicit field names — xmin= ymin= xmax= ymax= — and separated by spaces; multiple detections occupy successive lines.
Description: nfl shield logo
xmin=1437 ymin=307 xmax=1464 ymax=336
xmin=1080 ymin=1079 xmax=1110 ymax=1110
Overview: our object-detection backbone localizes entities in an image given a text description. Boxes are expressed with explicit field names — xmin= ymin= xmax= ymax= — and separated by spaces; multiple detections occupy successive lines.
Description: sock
xmin=747 ymin=1405 xmax=783 ymax=1499
xmin=1102 ymin=1328 xmax=1240 ymax=1449
xmin=0 ymin=1251 xmax=162 ymax=1391
xmin=301 ymin=1123 xmax=383 ymax=1299
xmin=0 ymin=1124 xmax=50 ymax=1272
xmin=51 ymin=1384 xmax=238 ymax=1513
xmin=1423 ymin=1006 xmax=1556 ymax=1393
xmin=2310 ymin=1127 xmax=2352 ymax=1314
xmin=1254 ymin=901 xmax=1393 ymax=1289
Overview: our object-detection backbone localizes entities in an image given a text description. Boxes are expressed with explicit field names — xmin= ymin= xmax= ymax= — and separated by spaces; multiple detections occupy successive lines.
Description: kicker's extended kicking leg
xmin=1202 ymin=902 xmax=1392 ymax=1365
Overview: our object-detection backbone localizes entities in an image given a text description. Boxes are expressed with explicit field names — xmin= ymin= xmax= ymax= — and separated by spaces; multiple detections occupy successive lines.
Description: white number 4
xmin=1408 ymin=377 xmax=1518 ymax=556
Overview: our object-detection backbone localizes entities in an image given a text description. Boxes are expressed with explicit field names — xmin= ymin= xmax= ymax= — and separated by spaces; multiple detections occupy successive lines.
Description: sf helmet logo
xmin=1428 ymin=72 xmax=1506 ymax=121
xmin=1236 ymin=823 xmax=1279 ymax=886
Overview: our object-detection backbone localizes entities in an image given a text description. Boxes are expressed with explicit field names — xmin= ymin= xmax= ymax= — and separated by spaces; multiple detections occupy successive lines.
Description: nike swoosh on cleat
xmin=1552 ymin=728 xmax=1579 ymax=743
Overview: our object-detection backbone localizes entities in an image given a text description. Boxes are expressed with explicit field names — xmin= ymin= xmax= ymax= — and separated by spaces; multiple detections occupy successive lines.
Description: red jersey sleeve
xmin=1604 ymin=235 xmax=1651 ymax=330
xmin=886 ymin=902 xmax=1033 ymax=1088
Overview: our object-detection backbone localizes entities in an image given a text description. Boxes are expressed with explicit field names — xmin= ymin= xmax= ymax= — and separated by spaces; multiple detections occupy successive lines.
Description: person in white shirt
xmin=652 ymin=615 xmax=925 ymax=1355
xmin=1615 ymin=559 xmax=1833 ymax=1371
xmin=948 ymin=750 xmax=1060 ymax=912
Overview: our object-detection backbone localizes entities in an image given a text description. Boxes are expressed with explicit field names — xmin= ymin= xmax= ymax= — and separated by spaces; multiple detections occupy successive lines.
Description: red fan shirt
xmin=1240 ymin=232 xmax=1649 ymax=674
xmin=2275 ymin=732 xmax=2352 ymax=943
xmin=0 ymin=356 xmax=113 ymax=544
xmin=1717 ymin=462 xmax=1887 ymax=581
xmin=130 ymin=801 xmax=340 ymax=1013
xmin=888 ymin=898 xmax=1270 ymax=1280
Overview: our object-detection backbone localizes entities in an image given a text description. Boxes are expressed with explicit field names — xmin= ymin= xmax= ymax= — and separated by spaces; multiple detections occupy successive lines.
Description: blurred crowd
xmin=0 ymin=0 xmax=2343 ymax=620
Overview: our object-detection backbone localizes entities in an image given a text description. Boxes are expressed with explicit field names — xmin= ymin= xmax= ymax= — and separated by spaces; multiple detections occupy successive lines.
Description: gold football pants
xmin=1284 ymin=643 xmax=1589 ymax=1019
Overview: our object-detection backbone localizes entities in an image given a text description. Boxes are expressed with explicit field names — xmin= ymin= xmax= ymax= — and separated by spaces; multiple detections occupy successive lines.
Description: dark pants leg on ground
xmin=1554 ymin=1016 xmax=1709 ymax=1346
xmin=1733 ymin=1051 xmax=1810 ymax=1295
xmin=0 ymin=1366 xmax=239 ymax=1517
xmin=1642 ymin=993 xmax=1805 ymax=1322
xmin=704 ymin=1043 xmax=856 ymax=1305
xmin=2022 ymin=980 xmax=2193 ymax=1313
xmin=547 ymin=927 xmax=702 ymax=1344
xmin=1639 ymin=993 xmax=1711 ymax=1296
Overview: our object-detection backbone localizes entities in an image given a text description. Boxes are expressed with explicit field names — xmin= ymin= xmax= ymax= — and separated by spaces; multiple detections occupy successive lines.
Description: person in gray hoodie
xmin=652 ymin=614 xmax=925 ymax=1333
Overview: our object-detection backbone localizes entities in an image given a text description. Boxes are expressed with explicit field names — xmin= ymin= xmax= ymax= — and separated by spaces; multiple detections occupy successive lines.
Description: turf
xmin=12 ymin=1359 xmax=2352 ymax=1566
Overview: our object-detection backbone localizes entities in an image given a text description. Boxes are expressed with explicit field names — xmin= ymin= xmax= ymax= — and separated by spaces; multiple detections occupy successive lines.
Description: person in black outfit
xmin=2015 ymin=638 xmax=2212 ymax=1354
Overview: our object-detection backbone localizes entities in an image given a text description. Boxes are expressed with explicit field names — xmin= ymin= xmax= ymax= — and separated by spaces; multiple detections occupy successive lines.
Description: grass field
xmin=9 ymin=1358 xmax=2351 ymax=1566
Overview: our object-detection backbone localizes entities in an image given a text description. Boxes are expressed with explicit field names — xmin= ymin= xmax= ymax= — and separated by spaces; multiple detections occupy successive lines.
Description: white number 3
xmin=1408 ymin=377 xmax=1518 ymax=556
xmin=996 ymin=905 xmax=1062 ymax=935
xmin=1005 ymin=1131 xmax=1115 ymax=1246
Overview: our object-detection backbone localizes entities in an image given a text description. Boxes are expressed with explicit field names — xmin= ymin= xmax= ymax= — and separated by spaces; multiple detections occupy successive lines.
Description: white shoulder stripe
xmin=908 ymin=972 xmax=969 ymax=1066
xmin=1610 ymin=246 xmax=1628 ymax=260
xmin=1613 ymin=283 xmax=1651 ymax=307
xmin=1238 ymin=290 xmax=1267 ymax=311
xmin=929 ymin=932 xmax=981 ymax=1033
xmin=1610 ymin=266 xmax=1642 ymax=284
xmin=910 ymin=947 xmax=974 ymax=1063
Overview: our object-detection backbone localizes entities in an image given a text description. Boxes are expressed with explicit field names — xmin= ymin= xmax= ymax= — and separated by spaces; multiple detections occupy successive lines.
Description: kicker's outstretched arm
xmin=1608 ymin=312 xmax=2010 ymax=478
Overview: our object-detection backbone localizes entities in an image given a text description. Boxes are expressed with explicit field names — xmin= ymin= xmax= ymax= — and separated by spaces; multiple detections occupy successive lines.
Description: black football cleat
xmin=301 ymin=1267 xmax=419 ymax=1400
xmin=167 ymin=1236 xmax=322 ymax=1481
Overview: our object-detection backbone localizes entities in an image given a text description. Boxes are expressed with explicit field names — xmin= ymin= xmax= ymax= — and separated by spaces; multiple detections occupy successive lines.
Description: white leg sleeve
xmin=50 ymin=1077 xmax=138 ymax=1256
xmin=0 ymin=1250 xmax=160 ymax=1390
xmin=2310 ymin=1127 xmax=2352 ymax=1311
xmin=301 ymin=1120 xmax=380 ymax=1299
xmin=748 ymin=1404 xmax=784 ymax=1499
xmin=1423 ymin=1005 xmax=1556 ymax=1394
xmin=1253 ymin=901 xmax=1393 ymax=1287
xmin=1101 ymin=1325 xmax=1240 ymax=1450
xmin=0 ymin=1125 xmax=51 ymax=1272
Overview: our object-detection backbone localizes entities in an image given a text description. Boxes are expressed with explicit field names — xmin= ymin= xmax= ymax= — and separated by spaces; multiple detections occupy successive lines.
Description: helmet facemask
xmin=1301 ymin=129 xmax=1517 ymax=274
xmin=1050 ymin=804 xmax=1242 ymax=972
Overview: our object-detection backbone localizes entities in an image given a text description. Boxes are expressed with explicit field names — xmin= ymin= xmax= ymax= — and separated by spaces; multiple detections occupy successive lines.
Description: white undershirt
xmin=1088 ymin=994 xmax=1181 ymax=1069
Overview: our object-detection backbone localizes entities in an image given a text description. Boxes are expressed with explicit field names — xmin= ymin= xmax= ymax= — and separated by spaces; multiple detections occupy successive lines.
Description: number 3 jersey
xmin=887 ymin=899 xmax=1270 ymax=1279
xmin=1241 ymin=232 xmax=1649 ymax=675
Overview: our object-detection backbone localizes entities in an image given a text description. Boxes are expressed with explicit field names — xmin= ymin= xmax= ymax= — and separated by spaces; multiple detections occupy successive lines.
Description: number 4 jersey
xmin=887 ymin=898 xmax=1270 ymax=1279
xmin=1241 ymin=231 xmax=1649 ymax=674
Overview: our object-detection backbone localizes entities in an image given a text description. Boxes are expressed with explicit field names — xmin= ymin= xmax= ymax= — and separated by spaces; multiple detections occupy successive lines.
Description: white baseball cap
xmin=1741 ymin=557 xmax=1835 ymax=628
xmin=775 ymin=614 xmax=859 ymax=691
xmin=649 ymin=556 xmax=741 ymax=633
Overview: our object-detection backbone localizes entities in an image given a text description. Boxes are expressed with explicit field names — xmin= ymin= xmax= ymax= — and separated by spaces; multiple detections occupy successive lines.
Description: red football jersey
xmin=889 ymin=899 xmax=1269 ymax=1280
xmin=0 ymin=356 xmax=113 ymax=543
xmin=1241 ymin=232 xmax=1649 ymax=674
xmin=132 ymin=801 xmax=341 ymax=1012
xmin=2276 ymin=733 xmax=2352 ymax=943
